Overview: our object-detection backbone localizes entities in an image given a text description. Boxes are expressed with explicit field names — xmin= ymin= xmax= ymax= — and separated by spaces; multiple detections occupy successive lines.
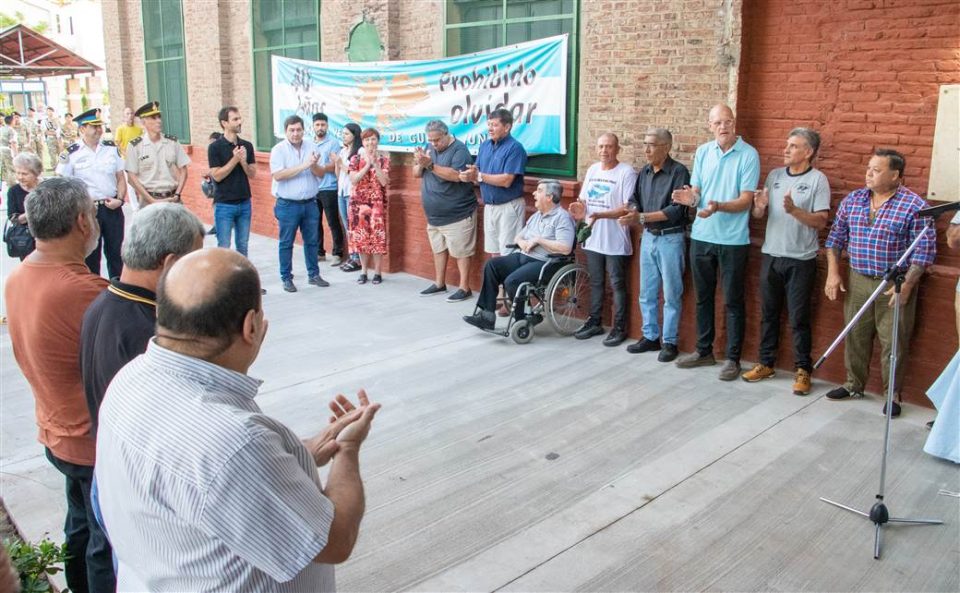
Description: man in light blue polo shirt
xmin=270 ymin=115 xmax=329 ymax=292
xmin=673 ymin=103 xmax=760 ymax=381
xmin=313 ymin=113 xmax=345 ymax=266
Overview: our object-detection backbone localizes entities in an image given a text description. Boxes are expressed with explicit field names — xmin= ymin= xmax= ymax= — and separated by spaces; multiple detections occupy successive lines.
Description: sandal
xmin=357 ymin=274 xmax=368 ymax=284
xmin=372 ymin=274 xmax=382 ymax=285
xmin=341 ymin=260 xmax=361 ymax=272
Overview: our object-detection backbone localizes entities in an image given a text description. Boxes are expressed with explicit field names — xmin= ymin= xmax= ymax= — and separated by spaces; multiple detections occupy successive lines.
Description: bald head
xmin=708 ymin=103 xmax=737 ymax=149
xmin=157 ymin=248 xmax=262 ymax=356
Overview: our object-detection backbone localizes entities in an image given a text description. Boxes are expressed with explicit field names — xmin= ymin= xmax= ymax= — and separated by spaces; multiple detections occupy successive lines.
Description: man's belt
xmin=148 ymin=190 xmax=177 ymax=198
xmin=646 ymin=225 xmax=685 ymax=236
xmin=92 ymin=198 xmax=115 ymax=206
xmin=277 ymin=197 xmax=316 ymax=204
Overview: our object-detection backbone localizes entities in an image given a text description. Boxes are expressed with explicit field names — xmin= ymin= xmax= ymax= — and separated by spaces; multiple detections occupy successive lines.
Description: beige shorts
xmin=483 ymin=197 xmax=525 ymax=255
xmin=427 ymin=211 xmax=477 ymax=259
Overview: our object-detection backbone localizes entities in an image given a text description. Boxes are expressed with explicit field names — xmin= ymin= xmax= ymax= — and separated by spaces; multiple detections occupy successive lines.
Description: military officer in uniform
xmin=13 ymin=112 xmax=31 ymax=156
xmin=42 ymin=106 xmax=62 ymax=168
xmin=125 ymin=101 xmax=190 ymax=207
xmin=23 ymin=108 xmax=41 ymax=155
xmin=0 ymin=115 xmax=16 ymax=188
xmin=62 ymin=113 xmax=79 ymax=145
xmin=56 ymin=108 xmax=127 ymax=278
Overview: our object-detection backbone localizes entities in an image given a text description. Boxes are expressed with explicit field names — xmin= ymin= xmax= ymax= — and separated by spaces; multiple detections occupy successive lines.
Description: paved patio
xmin=1 ymin=226 xmax=957 ymax=592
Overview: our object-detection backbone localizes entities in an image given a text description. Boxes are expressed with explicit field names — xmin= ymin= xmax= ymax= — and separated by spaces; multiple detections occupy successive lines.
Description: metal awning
xmin=0 ymin=24 xmax=101 ymax=78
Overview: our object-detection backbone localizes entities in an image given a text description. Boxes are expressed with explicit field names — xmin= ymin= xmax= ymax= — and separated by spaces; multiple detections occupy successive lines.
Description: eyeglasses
xmin=642 ymin=143 xmax=667 ymax=148
xmin=710 ymin=120 xmax=735 ymax=128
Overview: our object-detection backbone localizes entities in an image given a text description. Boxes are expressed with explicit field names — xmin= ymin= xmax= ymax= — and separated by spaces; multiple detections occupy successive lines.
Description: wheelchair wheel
xmin=545 ymin=263 xmax=590 ymax=336
xmin=509 ymin=319 xmax=534 ymax=344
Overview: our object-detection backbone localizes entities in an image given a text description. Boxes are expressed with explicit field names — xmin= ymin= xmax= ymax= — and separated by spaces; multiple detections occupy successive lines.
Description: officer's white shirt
xmin=56 ymin=141 xmax=125 ymax=199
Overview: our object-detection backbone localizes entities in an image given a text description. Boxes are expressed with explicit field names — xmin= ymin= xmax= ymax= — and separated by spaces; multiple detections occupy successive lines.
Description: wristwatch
xmin=477 ymin=171 xmax=484 ymax=184
xmin=425 ymin=162 xmax=434 ymax=171
xmin=638 ymin=212 xmax=646 ymax=225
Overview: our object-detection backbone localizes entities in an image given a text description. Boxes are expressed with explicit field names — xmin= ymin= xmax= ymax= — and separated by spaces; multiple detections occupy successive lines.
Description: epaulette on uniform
xmin=102 ymin=140 xmax=116 ymax=147
xmin=129 ymin=136 xmax=143 ymax=147
xmin=164 ymin=133 xmax=178 ymax=142
xmin=59 ymin=142 xmax=80 ymax=162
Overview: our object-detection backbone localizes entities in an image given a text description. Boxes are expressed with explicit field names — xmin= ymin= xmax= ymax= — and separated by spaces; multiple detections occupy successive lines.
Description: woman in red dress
xmin=348 ymin=128 xmax=390 ymax=284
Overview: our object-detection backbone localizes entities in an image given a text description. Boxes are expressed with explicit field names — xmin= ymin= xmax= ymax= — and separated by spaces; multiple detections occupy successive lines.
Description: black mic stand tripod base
xmin=814 ymin=219 xmax=943 ymax=559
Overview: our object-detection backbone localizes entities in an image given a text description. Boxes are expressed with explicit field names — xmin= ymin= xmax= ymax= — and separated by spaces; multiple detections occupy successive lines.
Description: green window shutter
xmin=347 ymin=21 xmax=383 ymax=63
xmin=141 ymin=0 xmax=190 ymax=142
xmin=444 ymin=0 xmax=578 ymax=178
xmin=251 ymin=0 xmax=320 ymax=151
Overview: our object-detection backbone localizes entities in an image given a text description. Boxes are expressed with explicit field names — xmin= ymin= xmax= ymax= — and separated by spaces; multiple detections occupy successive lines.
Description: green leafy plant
xmin=3 ymin=536 xmax=68 ymax=593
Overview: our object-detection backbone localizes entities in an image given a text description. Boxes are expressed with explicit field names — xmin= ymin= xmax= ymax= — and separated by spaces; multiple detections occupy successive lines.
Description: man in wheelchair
xmin=463 ymin=179 xmax=576 ymax=331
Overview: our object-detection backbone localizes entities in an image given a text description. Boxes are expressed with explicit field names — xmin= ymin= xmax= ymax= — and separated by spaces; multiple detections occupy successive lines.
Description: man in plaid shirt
xmin=823 ymin=148 xmax=936 ymax=416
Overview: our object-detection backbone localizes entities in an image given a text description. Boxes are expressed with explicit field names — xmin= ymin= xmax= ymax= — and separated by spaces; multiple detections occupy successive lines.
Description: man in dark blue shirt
xmin=460 ymin=108 xmax=528 ymax=257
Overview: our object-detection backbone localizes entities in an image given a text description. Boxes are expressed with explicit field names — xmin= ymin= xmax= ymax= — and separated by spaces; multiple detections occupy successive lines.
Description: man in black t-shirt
xmin=80 ymin=203 xmax=205 ymax=435
xmin=207 ymin=106 xmax=257 ymax=257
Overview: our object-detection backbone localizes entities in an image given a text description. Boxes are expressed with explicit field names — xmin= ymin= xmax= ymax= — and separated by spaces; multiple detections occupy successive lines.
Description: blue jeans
xmin=45 ymin=448 xmax=116 ymax=593
xmin=639 ymin=230 xmax=686 ymax=345
xmin=214 ymin=200 xmax=252 ymax=257
xmin=339 ymin=191 xmax=359 ymax=261
xmin=275 ymin=198 xmax=320 ymax=281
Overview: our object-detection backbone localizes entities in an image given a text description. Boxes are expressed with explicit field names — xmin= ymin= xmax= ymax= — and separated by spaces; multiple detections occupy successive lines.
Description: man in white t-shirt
xmin=572 ymin=133 xmax=638 ymax=346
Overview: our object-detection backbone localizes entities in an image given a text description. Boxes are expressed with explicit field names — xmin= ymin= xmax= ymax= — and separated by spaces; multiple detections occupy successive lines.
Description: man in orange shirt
xmin=5 ymin=176 xmax=115 ymax=593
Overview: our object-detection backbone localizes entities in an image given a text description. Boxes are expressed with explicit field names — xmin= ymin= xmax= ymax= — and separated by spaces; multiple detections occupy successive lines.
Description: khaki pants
xmin=843 ymin=271 xmax=917 ymax=395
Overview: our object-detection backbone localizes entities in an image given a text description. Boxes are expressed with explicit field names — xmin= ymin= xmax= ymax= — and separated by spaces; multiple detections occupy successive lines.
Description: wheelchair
xmin=473 ymin=246 xmax=591 ymax=344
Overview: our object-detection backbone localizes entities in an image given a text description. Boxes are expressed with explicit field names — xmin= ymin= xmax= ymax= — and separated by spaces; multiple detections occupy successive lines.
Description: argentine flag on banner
xmin=271 ymin=35 xmax=568 ymax=155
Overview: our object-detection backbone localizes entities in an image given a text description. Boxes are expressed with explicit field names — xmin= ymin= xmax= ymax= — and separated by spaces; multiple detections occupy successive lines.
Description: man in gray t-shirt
xmin=742 ymin=128 xmax=831 ymax=395
xmin=413 ymin=120 xmax=477 ymax=302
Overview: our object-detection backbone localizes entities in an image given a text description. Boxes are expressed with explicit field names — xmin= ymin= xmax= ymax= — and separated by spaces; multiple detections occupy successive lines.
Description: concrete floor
xmin=1 ymin=226 xmax=958 ymax=592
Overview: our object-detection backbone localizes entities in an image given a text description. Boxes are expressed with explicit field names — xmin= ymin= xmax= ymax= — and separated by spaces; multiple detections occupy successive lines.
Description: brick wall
xmin=108 ymin=0 xmax=958 ymax=405
xmin=736 ymin=0 xmax=960 ymax=403
xmin=102 ymin=0 xmax=145 ymax=129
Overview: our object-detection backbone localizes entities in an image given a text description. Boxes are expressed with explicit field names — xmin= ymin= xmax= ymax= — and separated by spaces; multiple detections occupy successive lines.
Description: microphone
xmin=917 ymin=201 xmax=960 ymax=218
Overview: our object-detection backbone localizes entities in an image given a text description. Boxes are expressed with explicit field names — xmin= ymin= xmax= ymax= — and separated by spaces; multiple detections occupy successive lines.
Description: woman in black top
xmin=7 ymin=152 xmax=42 ymax=260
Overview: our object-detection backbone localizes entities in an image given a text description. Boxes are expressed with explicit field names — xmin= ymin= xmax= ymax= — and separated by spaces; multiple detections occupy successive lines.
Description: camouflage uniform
xmin=0 ymin=126 xmax=14 ymax=187
xmin=14 ymin=124 xmax=32 ymax=155
xmin=61 ymin=121 xmax=78 ymax=145
xmin=42 ymin=117 xmax=61 ymax=169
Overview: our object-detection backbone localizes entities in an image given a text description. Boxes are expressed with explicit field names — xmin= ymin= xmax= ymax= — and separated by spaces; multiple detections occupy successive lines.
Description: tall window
xmin=252 ymin=0 xmax=320 ymax=151
xmin=142 ymin=0 xmax=190 ymax=142
xmin=445 ymin=0 xmax=578 ymax=177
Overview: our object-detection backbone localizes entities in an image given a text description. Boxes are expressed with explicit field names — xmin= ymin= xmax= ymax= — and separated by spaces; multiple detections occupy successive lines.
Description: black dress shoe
xmin=658 ymin=343 xmax=679 ymax=362
xmin=463 ymin=313 xmax=494 ymax=331
xmin=626 ymin=337 xmax=661 ymax=354
xmin=574 ymin=319 xmax=603 ymax=340
xmin=882 ymin=400 xmax=902 ymax=418
xmin=603 ymin=328 xmax=627 ymax=347
xmin=826 ymin=386 xmax=861 ymax=400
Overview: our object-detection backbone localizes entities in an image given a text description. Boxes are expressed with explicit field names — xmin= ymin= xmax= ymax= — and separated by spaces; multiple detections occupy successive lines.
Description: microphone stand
xmin=814 ymin=216 xmax=942 ymax=560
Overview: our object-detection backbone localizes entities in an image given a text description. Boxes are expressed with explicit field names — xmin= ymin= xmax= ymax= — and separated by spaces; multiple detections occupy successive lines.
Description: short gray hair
xmin=122 ymin=203 xmax=205 ymax=270
xmin=13 ymin=152 xmax=42 ymax=176
xmin=425 ymin=120 xmax=449 ymax=135
xmin=26 ymin=177 xmax=92 ymax=240
xmin=538 ymin=179 xmax=563 ymax=204
xmin=645 ymin=127 xmax=673 ymax=146
xmin=788 ymin=127 xmax=821 ymax=158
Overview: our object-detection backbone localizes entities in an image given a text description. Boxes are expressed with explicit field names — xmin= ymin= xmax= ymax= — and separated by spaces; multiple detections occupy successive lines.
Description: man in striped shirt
xmin=823 ymin=148 xmax=936 ymax=416
xmin=96 ymin=248 xmax=381 ymax=591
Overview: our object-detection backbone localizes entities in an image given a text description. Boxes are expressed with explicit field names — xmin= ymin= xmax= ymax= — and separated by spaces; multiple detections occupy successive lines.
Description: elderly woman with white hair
xmin=6 ymin=151 xmax=43 ymax=260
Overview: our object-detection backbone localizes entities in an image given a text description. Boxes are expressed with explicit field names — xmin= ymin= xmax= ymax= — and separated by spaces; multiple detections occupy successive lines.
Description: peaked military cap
xmin=136 ymin=101 xmax=161 ymax=119
xmin=75 ymin=108 xmax=104 ymax=126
